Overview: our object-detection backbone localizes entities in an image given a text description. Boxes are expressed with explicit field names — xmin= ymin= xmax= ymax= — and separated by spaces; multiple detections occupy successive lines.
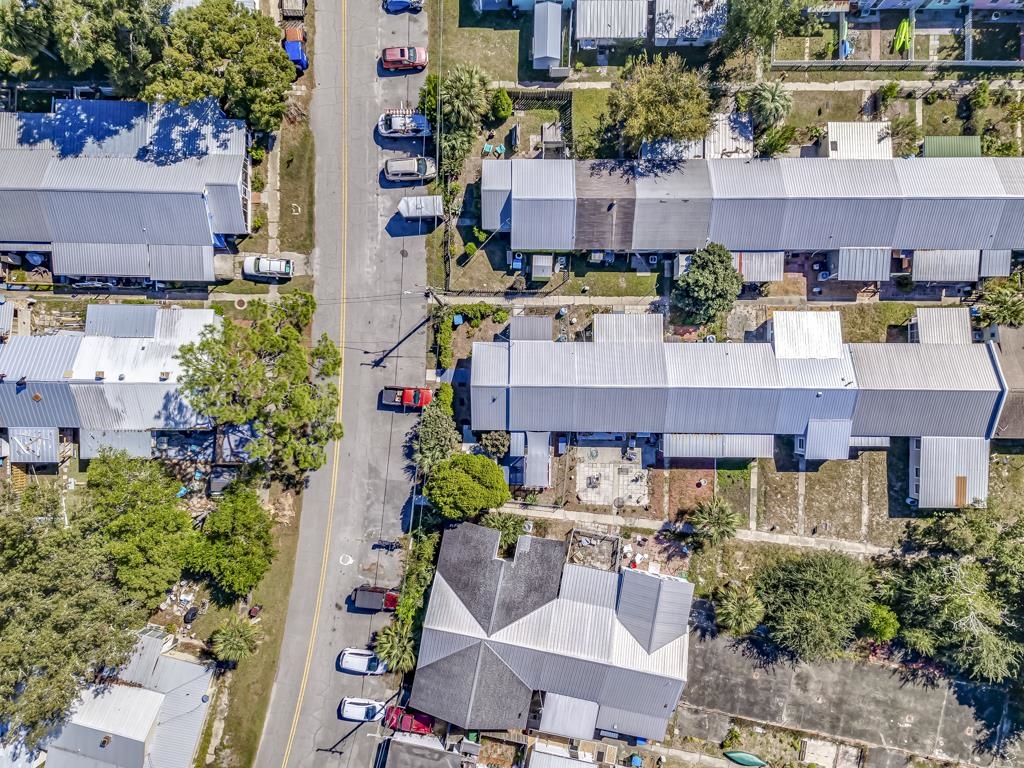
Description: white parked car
xmin=384 ymin=156 xmax=437 ymax=183
xmin=337 ymin=648 xmax=387 ymax=675
xmin=242 ymin=256 xmax=293 ymax=280
xmin=338 ymin=697 xmax=387 ymax=722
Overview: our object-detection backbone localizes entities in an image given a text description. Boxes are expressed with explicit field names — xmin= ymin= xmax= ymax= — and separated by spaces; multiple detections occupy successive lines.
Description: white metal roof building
xmin=732 ymin=251 xmax=784 ymax=283
xmin=533 ymin=1 xmax=563 ymax=70
xmin=575 ymin=0 xmax=647 ymax=40
xmin=910 ymin=307 xmax=973 ymax=345
xmin=0 ymin=99 xmax=248 ymax=282
xmin=830 ymin=247 xmax=892 ymax=282
xmin=511 ymin=160 xmax=576 ymax=250
xmin=911 ymin=436 xmax=991 ymax=509
xmin=823 ymin=122 xmax=893 ymax=159
xmin=652 ymin=0 xmax=726 ymax=45
xmin=483 ymin=158 xmax=1024 ymax=265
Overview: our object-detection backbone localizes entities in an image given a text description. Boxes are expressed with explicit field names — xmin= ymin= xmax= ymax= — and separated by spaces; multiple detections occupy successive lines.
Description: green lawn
xmin=210 ymin=279 xmax=270 ymax=295
xmin=775 ymin=33 xmax=833 ymax=62
xmin=824 ymin=302 xmax=915 ymax=343
xmin=571 ymin=89 xmax=614 ymax=159
xmin=560 ymin=255 xmax=660 ymax=297
xmin=787 ymin=90 xmax=866 ymax=131
xmin=972 ymin=25 xmax=1019 ymax=61
xmin=430 ymin=0 xmax=538 ymax=83
xmin=921 ymin=98 xmax=963 ymax=136
xmin=278 ymin=274 xmax=315 ymax=294
xmin=278 ymin=118 xmax=316 ymax=255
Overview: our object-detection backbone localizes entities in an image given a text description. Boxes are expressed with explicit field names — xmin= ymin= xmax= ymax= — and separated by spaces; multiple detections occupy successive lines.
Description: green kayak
xmin=722 ymin=752 xmax=768 ymax=768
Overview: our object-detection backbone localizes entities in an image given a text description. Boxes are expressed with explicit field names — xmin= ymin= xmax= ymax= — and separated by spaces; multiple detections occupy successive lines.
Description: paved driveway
xmin=683 ymin=632 xmax=1018 ymax=767
xmin=254 ymin=0 xmax=430 ymax=765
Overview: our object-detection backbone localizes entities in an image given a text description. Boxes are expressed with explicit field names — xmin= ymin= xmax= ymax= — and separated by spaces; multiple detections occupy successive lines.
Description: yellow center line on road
xmin=279 ymin=0 xmax=350 ymax=764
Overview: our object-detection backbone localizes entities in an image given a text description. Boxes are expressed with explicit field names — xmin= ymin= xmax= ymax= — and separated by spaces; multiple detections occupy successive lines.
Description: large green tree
xmin=0 ymin=483 xmax=141 ymax=747
xmin=424 ymin=453 xmax=510 ymax=519
xmin=211 ymin=614 xmax=262 ymax=662
xmin=86 ymin=449 xmax=195 ymax=607
xmin=189 ymin=484 xmax=276 ymax=598
xmin=720 ymin=0 xmax=807 ymax=58
xmin=756 ymin=551 xmax=874 ymax=661
xmin=143 ymin=0 xmax=295 ymax=132
xmin=0 ymin=0 xmax=50 ymax=69
xmin=980 ymin=274 xmax=1024 ymax=327
xmin=375 ymin=620 xmax=416 ymax=674
xmin=749 ymin=80 xmax=792 ymax=130
xmin=411 ymin=398 xmax=459 ymax=473
xmin=439 ymin=64 xmax=489 ymax=133
xmin=608 ymin=53 xmax=712 ymax=153
xmin=673 ymin=242 xmax=743 ymax=326
xmin=177 ymin=292 xmax=343 ymax=476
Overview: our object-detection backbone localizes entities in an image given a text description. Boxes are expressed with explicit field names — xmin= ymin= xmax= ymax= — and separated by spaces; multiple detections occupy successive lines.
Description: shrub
xmin=864 ymin=603 xmax=900 ymax=642
xmin=434 ymin=383 xmax=454 ymax=416
xmin=876 ymin=81 xmax=900 ymax=111
xmin=248 ymin=145 xmax=267 ymax=164
xmin=968 ymin=81 xmax=991 ymax=111
xmin=573 ymin=60 xmax=584 ymax=73
xmin=491 ymin=88 xmax=514 ymax=121
xmin=465 ymin=242 xmax=478 ymax=258
xmin=473 ymin=226 xmax=488 ymax=243
xmin=493 ymin=308 xmax=509 ymax=324
xmin=251 ymin=211 xmax=267 ymax=232
xmin=479 ymin=431 xmax=511 ymax=459
xmin=923 ymin=90 xmax=941 ymax=105
xmin=721 ymin=727 xmax=741 ymax=751
xmin=251 ymin=171 xmax=266 ymax=193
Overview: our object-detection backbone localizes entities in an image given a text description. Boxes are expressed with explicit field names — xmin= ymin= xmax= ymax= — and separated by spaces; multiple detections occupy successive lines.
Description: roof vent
xmin=95 ymin=371 xmax=105 ymax=380
xmin=32 ymin=392 xmax=41 ymax=402
xmin=0 ymin=373 xmax=6 ymax=382
xmin=118 ymin=373 xmax=126 ymax=381
xmin=159 ymin=371 xmax=171 ymax=381
xmin=100 ymin=736 xmax=111 ymax=749
xmin=16 ymin=376 xmax=26 ymax=386
xmin=63 ymin=370 xmax=73 ymax=379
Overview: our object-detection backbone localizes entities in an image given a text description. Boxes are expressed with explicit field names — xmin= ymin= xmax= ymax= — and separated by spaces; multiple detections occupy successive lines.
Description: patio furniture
xmin=483 ymin=143 xmax=493 ymax=155
xmin=495 ymin=143 xmax=505 ymax=157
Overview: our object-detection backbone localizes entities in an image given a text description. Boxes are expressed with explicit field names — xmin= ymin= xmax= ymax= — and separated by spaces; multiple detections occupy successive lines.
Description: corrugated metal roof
xmin=772 ymin=311 xmax=843 ymax=359
xmin=704 ymin=111 xmax=753 ymax=159
xmin=980 ymin=249 xmax=1012 ymax=278
xmin=0 ymin=382 xmax=80 ymax=428
xmin=834 ymin=247 xmax=892 ymax=282
xmin=538 ymin=696 xmax=599 ymax=740
xmin=849 ymin=435 xmax=890 ymax=447
xmin=7 ymin=426 xmax=59 ymax=463
xmin=632 ymin=162 xmax=712 ymax=251
xmin=662 ymin=433 xmax=773 ymax=458
xmin=732 ymin=251 xmax=783 ymax=282
xmin=48 ymin=685 xmax=164 ymax=766
xmin=510 ymin=316 xmax=553 ymax=341
xmin=80 ymin=429 xmax=153 ymax=459
xmin=71 ymin=384 xmax=207 ymax=430
xmin=592 ymin=314 xmax=663 ymax=343
xmin=524 ymin=431 xmax=551 ymax=488
xmin=206 ymin=183 xmax=247 ymax=234
xmin=512 ymin=160 xmax=576 ymax=250
xmin=533 ymin=1 xmax=562 ymax=67
xmin=652 ymin=0 xmax=726 ymax=42
xmin=0 ymin=302 xmax=13 ymax=335
xmin=149 ymin=244 xmax=216 ymax=282
xmin=85 ymin=304 xmax=159 ymax=337
xmin=917 ymin=436 xmax=990 ymax=509
xmin=825 ymin=121 xmax=893 ymax=159
xmin=575 ymin=0 xmax=647 ymax=39
xmin=482 ymin=160 xmax=513 ymax=232
xmin=617 ymin=568 xmax=692 ymax=654
xmin=52 ymin=242 xmax=151 ymax=277
xmin=0 ymin=334 xmax=82 ymax=380
xmin=804 ymin=419 xmax=852 ymax=460
xmin=510 ymin=431 xmax=527 ymax=457
xmin=912 ymin=250 xmax=980 ymax=282
xmin=913 ymin=307 xmax=972 ymax=345
xmin=923 ymin=135 xmax=982 ymax=158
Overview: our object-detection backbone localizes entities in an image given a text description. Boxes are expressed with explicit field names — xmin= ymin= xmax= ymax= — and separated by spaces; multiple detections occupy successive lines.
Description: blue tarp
xmin=285 ymin=41 xmax=308 ymax=70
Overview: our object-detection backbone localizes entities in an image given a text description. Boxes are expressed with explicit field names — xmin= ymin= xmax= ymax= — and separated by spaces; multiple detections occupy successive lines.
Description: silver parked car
xmin=242 ymin=256 xmax=293 ymax=280
xmin=384 ymin=156 xmax=437 ymax=183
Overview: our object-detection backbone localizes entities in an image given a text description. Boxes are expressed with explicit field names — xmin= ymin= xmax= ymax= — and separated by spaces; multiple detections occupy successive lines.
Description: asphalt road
xmin=254 ymin=0 xmax=431 ymax=764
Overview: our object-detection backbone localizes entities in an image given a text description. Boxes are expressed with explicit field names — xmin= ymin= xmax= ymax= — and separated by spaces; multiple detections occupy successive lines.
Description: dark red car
xmin=381 ymin=46 xmax=428 ymax=70
xmin=385 ymin=705 xmax=434 ymax=734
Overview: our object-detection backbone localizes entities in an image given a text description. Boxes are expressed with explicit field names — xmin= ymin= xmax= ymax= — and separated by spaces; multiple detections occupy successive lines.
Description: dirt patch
xmin=451 ymin=317 xmax=507 ymax=362
xmin=716 ymin=460 xmax=752 ymax=523
xmin=803 ymin=459 xmax=865 ymax=540
xmin=865 ymin=449 xmax=911 ymax=548
xmin=670 ymin=462 xmax=716 ymax=514
xmin=479 ymin=738 xmax=520 ymax=768
xmin=757 ymin=458 xmax=800 ymax=535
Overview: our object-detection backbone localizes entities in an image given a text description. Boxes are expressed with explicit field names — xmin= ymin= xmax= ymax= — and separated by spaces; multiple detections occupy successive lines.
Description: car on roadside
xmin=384 ymin=156 xmax=437 ymax=183
xmin=338 ymin=697 xmax=387 ymax=722
xmin=337 ymin=648 xmax=388 ymax=675
xmin=242 ymin=256 xmax=294 ymax=281
xmin=383 ymin=0 xmax=423 ymax=12
xmin=380 ymin=46 xmax=428 ymax=71
xmin=384 ymin=705 xmax=435 ymax=734
xmin=377 ymin=110 xmax=432 ymax=138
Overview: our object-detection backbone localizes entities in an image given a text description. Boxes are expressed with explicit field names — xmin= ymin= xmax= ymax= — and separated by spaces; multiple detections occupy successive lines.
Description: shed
xmin=509 ymin=316 xmax=553 ymax=341
xmin=531 ymin=253 xmax=554 ymax=281
xmin=910 ymin=307 xmax=972 ymax=345
xmin=533 ymin=1 xmax=563 ymax=70
xmin=913 ymin=436 xmax=990 ymax=509
xmin=398 ymin=195 xmax=443 ymax=219
xmin=802 ymin=419 xmax=853 ymax=461
xmin=7 ymin=426 xmax=59 ymax=463
xmin=481 ymin=160 xmax=512 ymax=232
xmin=538 ymin=694 xmax=600 ymax=740
xmin=731 ymin=251 xmax=784 ymax=282
xmin=830 ymin=247 xmax=892 ymax=282
xmin=923 ymin=135 xmax=982 ymax=158
xmin=575 ymin=0 xmax=647 ymax=41
xmin=911 ymin=249 xmax=980 ymax=283
xmin=524 ymin=430 xmax=551 ymax=488
xmin=823 ymin=122 xmax=893 ymax=159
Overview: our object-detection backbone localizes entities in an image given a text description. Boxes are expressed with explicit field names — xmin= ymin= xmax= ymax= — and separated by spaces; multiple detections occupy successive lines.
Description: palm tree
xmin=211 ymin=615 xmax=262 ymax=662
xmin=440 ymin=64 xmax=490 ymax=133
xmin=981 ymin=274 xmax=1024 ymax=327
xmin=689 ymin=497 xmax=740 ymax=547
xmin=715 ymin=581 xmax=764 ymax=636
xmin=749 ymin=80 xmax=792 ymax=130
xmin=376 ymin=620 xmax=416 ymax=674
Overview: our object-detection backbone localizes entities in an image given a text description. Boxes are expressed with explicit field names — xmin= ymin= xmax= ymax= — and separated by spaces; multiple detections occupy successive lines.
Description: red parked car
xmin=385 ymin=705 xmax=435 ymax=734
xmin=381 ymin=46 xmax=428 ymax=70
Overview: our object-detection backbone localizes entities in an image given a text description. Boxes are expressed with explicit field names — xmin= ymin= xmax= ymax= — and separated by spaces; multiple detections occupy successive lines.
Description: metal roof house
xmin=822 ymin=122 xmax=893 ymax=159
xmin=575 ymin=0 xmax=648 ymax=42
xmin=471 ymin=312 xmax=1007 ymax=506
xmin=0 ymin=304 xmax=215 ymax=463
xmin=24 ymin=628 xmax=213 ymax=768
xmin=481 ymin=158 xmax=1024 ymax=282
xmin=409 ymin=523 xmax=694 ymax=740
xmin=533 ymin=1 xmax=564 ymax=70
xmin=653 ymin=0 xmax=726 ymax=46
xmin=0 ymin=99 xmax=249 ymax=283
